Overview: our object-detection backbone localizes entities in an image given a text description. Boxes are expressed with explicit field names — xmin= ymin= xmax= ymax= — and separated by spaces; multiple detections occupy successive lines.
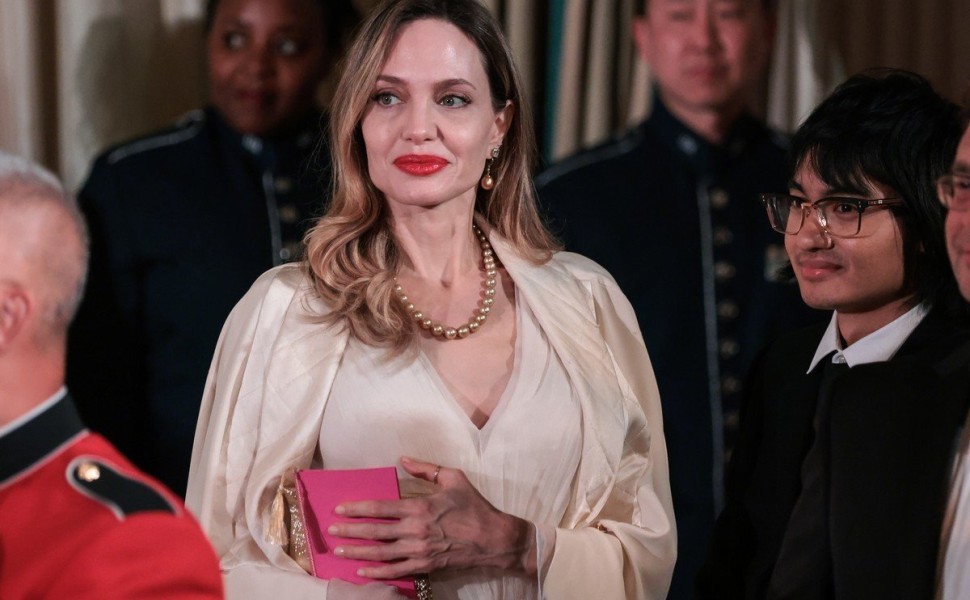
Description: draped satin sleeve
xmin=533 ymin=253 xmax=677 ymax=600
xmin=185 ymin=264 xmax=348 ymax=598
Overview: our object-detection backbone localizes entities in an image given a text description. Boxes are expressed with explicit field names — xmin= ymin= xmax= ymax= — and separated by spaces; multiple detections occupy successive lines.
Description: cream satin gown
xmin=319 ymin=295 xmax=583 ymax=599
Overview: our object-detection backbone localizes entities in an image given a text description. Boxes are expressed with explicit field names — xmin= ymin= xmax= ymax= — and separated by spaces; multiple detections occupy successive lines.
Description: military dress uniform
xmin=536 ymin=96 xmax=821 ymax=600
xmin=0 ymin=390 xmax=223 ymax=599
xmin=67 ymin=106 xmax=333 ymax=496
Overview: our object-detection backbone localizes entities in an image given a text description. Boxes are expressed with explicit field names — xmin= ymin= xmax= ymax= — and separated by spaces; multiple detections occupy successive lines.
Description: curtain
xmin=0 ymin=0 xmax=52 ymax=169
xmin=0 ymin=0 xmax=207 ymax=190
xmin=765 ymin=0 xmax=844 ymax=133
xmin=837 ymin=0 xmax=970 ymax=102
xmin=1 ymin=0 xmax=966 ymax=190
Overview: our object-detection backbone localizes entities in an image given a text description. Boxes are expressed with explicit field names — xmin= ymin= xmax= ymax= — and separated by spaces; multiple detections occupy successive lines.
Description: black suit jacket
xmin=698 ymin=305 xmax=970 ymax=600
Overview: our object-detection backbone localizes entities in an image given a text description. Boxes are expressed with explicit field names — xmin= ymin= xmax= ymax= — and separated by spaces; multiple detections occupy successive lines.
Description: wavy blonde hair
xmin=304 ymin=0 xmax=558 ymax=354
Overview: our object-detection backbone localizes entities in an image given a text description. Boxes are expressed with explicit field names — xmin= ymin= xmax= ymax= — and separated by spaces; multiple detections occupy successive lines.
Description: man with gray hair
xmin=0 ymin=152 xmax=223 ymax=598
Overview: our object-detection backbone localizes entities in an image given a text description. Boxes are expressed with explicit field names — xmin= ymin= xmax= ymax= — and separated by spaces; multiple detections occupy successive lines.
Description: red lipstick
xmin=393 ymin=155 xmax=448 ymax=176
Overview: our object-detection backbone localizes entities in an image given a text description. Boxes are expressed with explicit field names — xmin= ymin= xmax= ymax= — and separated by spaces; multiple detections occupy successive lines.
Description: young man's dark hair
xmin=789 ymin=68 xmax=964 ymax=311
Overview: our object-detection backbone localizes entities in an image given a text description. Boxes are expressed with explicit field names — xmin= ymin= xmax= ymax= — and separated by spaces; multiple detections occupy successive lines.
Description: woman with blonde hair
xmin=186 ymin=0 xmax=676 ymax=598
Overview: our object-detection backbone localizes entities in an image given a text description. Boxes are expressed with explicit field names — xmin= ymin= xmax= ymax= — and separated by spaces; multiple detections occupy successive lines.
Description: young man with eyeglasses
xmin=698 ymin=69 xmax=970 ymax=600
xmin=936 ymin=117 xmax=970 ymax=600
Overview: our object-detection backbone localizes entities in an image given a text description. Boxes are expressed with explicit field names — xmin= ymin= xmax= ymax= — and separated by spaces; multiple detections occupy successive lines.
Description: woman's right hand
xmin=327 ymin=579 xmax=410 ymax=600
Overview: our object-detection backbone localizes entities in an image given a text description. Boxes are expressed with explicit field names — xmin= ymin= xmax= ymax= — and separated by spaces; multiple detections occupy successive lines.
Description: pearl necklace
xmin=394 ymin=224 xmax=498 ymax=340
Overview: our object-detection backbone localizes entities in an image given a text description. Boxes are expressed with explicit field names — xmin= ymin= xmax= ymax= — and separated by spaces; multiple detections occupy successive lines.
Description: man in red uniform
xmin=0 ymin=151 xmax=224 ymax=599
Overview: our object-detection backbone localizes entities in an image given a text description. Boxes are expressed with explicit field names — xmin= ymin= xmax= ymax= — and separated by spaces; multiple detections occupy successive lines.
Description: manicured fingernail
xmin=335 ymin=505 xmax=345 ymax=515
xmin=334 ymin=546 xmax=345 ymax=556
xmin=328 ymin=525 xmax=339 ymax=535
xmin=357 ymin=568 xmax=366 ymax=576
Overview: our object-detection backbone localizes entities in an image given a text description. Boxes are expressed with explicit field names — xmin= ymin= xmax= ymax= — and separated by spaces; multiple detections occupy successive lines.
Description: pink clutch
xmin=295 ymin=467 xmax=417 ymax=597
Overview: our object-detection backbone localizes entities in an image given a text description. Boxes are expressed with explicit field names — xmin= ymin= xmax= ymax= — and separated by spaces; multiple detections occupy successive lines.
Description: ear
xmin=490 ymin=100 xmax=514 ymax=149
xmin=0 ymin=284 xmax=31 ymax=352
xmin=631 ymin=16 xmax=652 ymax=64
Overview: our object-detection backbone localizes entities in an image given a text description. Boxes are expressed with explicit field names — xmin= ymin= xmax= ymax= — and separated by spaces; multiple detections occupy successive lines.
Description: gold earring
xmin=480 ymin=146 xmax=500 ymax=190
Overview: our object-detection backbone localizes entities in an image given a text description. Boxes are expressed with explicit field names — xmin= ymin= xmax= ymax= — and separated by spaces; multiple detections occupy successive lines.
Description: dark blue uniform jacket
xmin=67 ymin=107 xmax=332 ymax=496
xmin=537 ymin=97 xmax=821 ymax=600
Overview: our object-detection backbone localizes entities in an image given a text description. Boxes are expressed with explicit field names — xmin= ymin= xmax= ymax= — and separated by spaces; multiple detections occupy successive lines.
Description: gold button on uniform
xmin=77 ymin=462 xmax=101 ymax=482
xmin=275 ymin=177 xmax=294 ymax=194
xmin=710 ymin=189 xmax=729 ymax=209
xmin=278 ymin=204 xmax=299 ymax=224
xmin=722 ymin=376 xmax=741 ymax=395
xmin=720 ymin=339 xmax=740 ymax=358
xmin=715 ymin=261 xmax=736 ymax=281
xmin=717 ymin=300 xmax=739 ymax=320
xmin=713 ymin=226 xmax=733 ymax=246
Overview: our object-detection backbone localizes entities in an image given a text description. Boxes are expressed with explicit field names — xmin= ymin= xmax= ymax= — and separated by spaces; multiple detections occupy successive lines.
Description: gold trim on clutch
xmin=414 ymin=574 xmax=434 ymax=600
xmin=267 ymin=469 xmax=312 ymax=574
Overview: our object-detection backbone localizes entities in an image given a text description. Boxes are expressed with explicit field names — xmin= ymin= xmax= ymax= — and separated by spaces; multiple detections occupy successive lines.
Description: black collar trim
xmin=0 ymin=394 xmax=86 ymax=487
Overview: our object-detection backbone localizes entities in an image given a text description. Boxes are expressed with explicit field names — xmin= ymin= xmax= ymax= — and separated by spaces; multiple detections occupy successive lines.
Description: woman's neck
xmin=391 ymin=203 xmax=480 ymax=285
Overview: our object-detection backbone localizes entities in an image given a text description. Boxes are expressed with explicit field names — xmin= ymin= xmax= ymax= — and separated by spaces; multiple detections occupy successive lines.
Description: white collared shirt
xmin=806 ymin=303 xmax=929 ymax=373
xmin=943 ymin=446 xmax=970 ymax=599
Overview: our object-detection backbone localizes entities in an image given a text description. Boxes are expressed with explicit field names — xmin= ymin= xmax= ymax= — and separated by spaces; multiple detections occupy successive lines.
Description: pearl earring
xmin=480 ymin=146 xmax=501 ymax=190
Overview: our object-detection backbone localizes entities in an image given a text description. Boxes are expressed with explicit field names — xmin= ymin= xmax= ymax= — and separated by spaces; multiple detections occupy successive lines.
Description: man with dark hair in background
xmin=0 ymin=151 xmax=223 ymax=598
xmin=536 ymin=1 xmax=817 ymax=597
xmin=68 ymin=0 xmax=358 ymax=496
xmin=699 ymin=69 xmax=970 ymax=600
xmin=934 ymin=105 xmax=970 ymax=600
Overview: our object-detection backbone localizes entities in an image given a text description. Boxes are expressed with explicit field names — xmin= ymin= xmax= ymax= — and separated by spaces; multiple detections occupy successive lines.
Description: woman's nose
xmin=402 ymin=102 xmax=435 ymax=142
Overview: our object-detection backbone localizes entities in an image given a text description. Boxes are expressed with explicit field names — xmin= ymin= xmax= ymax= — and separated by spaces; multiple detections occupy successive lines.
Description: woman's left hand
xmin=329 ymin=456 xmax=538 ymax=579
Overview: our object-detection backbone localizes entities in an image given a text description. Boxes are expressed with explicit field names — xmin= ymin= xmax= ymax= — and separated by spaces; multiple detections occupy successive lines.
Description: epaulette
xmin=535 ymin=126 xmax=644 ymax=188
xmin=66 ymin=456 xmax=177 ymax=520
xmin=106 ymin=110 xmax=206 ymax=165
